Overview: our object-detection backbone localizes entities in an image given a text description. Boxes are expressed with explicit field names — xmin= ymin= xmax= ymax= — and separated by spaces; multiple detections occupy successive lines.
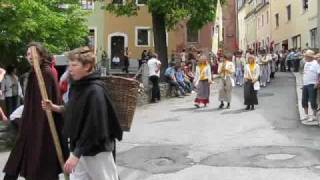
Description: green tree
xmin=0 ymin=0 xmax=89 ymax=70
xmin=103 ymin=0 xmax=225 ymax=72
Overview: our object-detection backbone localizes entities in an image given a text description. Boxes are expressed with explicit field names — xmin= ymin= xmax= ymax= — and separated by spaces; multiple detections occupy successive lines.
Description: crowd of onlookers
xmin=0 ymin=65 xmax=24 ymax=123
xmin=144 ymin=46 xmax=320 ymax=117
xmin=0 ymin=55 xmax=60 ymax=124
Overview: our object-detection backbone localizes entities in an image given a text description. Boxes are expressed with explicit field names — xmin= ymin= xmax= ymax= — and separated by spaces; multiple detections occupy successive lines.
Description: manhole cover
xmin=202 ymin=146 xmax=320 ymax=168
xmin=265 ymin=154 xmax=296 ymax=160
xmin=146 ymin=157 xmax=175 ymax=166
xmin=117 ymin=145 xmax=194 ymax=173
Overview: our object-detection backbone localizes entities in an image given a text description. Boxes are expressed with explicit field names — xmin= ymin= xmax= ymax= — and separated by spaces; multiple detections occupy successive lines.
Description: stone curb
xmin=293 ymin=72 xmax=319 ymax=126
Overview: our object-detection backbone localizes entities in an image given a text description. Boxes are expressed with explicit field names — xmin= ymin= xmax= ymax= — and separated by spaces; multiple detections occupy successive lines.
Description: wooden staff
xmin=30 ymin=47 xmax=69 ymax=180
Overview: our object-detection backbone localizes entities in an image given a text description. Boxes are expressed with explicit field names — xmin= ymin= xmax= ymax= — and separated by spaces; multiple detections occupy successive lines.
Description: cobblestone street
xmin=1 ymin=73 xmax=320 ymax=179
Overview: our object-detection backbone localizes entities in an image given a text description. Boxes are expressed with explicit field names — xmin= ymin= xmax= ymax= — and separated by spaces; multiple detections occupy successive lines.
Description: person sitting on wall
xmin=112 ymin=54 xmax=121 ymax=68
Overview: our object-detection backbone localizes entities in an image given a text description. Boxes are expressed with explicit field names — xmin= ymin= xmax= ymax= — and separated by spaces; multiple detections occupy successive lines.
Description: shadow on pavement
xmin=192 ymin=107 xmax=222 ymax=113
xmin=170 ymin=107 xmax=198 ymax=112
xmin=220 ymin=108 xmax=247 ymax=115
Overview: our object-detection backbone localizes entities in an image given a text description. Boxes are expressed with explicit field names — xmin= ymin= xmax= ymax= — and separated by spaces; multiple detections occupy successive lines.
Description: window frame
xmin=275 ymin=13 xmax=279 ymax=28
xmin=186 ymin=23 xmax=200 ymax=43
xmin=88 ymin=27 xmax=97 ymax=54
xmin=286 ymin=5 xmax=291 ymax=21
xmin=302 ymin=0 xmax=308 ymax=12
xmin=310 ymin=28 xmax=317 ymax=48
xmin=112 ymin=0 xmax=126 ymax=5
xmin=135 ymin=26 xmax=151 ymax=47
xmin=80 ymin=0 xmax=94 ymax=10
xmin=291 ymin=35 xmax=301 ymax=49
xmin=135 ymin=0 xmax=147 ymax=6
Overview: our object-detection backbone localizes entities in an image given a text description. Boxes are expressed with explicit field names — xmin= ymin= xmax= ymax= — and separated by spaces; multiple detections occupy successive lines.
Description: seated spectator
xmin=175 ymin=65 xmax=191 ymax=94
xmin=183 ymin=63 xmax=194 ymax=83
xmin=164 ymin=62 xmax=185 ymax=97
xmin=112 ymin=54 xmax=121 ymax=67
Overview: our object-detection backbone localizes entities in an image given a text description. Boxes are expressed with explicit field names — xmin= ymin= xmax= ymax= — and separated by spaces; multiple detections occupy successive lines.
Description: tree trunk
xmin=152 ymin=12 xmax=168 ymax=81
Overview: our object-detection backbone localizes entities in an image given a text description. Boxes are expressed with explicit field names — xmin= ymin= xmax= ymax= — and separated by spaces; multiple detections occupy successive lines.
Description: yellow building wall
xmin=86 ymin=1 xmax=107 ymax=62
xmin=270 ymin=0 xmax=318 ymax=50
xmin=104 ymin=2 xmax=176 ymax=62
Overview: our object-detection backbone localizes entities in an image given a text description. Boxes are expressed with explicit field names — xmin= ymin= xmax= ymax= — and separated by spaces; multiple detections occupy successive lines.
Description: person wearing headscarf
xmin=218 ymin=54 xmax=235 ymax=109
xmin=244 ymin=55 xmax=260 ymax=110
xmin=266 ymin=51 xmax=273 ymax=83
xmin=193 ymin=55 xmax=212 ymax=108
xmin=233 ymin=51 xmax=245 ymax=86
xmin=258 ymin=50 xmax=268 ymax=87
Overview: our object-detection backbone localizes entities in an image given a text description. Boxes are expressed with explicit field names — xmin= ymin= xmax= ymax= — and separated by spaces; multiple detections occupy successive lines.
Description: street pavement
xmin=1 ymin=72 xmax=320 ymax=179
xmin=116 ymin=72 xmax=320 ymax=180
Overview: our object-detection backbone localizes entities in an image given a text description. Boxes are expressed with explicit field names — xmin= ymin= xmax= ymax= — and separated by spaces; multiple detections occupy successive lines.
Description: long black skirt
xmin=244 ymin=81 xmax=258 ymax=105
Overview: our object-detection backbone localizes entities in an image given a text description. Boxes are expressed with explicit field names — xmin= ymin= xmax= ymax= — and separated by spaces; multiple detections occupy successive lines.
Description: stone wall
xmin=137 ymin=83 xmax=170 ymax=106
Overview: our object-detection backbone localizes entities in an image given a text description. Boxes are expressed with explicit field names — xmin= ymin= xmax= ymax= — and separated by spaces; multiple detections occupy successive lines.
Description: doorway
xmin=111 ymin=36 xmax=124 ymax=69
xmin=282 ymin=39 xmax=288 ymax=51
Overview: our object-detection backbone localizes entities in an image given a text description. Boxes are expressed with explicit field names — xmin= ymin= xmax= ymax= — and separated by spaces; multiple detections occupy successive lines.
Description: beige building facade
xmin=237 ymin=0 xmax=248 ymax=51
xmin=244 ymin=0 xmax=257 ymax=51
xmin=255 ymin=0 xmax=271 ymax=51
xmin=270 ymin=0 xmax=319 ymax=51
xmin=84 ymin=0 xmax=215 ymax=70
xmin=237 ymin=0 xmax=319 ymax=53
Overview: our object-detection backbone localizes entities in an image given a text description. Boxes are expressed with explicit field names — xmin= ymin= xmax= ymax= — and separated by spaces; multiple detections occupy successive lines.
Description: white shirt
xmin=303 ymin=60 xmax=320 ymax=85
xmin=112 ymin=56 xmax=120 ymax=63
xmin=1 ymin=74 xmax=23 ymax=98
xmin=147 ymin=58 xmax=161 ymax=77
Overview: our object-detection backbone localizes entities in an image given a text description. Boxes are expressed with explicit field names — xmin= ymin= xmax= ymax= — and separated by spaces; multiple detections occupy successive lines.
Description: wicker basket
xmin=101 ymin=76 xmax=140 ymax=131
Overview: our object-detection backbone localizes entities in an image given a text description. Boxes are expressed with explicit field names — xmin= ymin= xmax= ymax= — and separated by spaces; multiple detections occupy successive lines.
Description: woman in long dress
xmin=244 ymin=55 xmax=260 ymax=110
xmin=258 ymin=52 xmax=268 ymax=87
xmin=234 ymin=52 xmax=245 ymax=86
xmin=218 ymin=55 xmax=235 ymax=109
xmin=194 ymin=55 xmax=212 ymax=108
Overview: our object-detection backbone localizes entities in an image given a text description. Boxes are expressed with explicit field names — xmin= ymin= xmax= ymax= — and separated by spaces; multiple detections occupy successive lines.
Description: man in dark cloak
xmin=3 ymin=42 xmax=67 ymax=180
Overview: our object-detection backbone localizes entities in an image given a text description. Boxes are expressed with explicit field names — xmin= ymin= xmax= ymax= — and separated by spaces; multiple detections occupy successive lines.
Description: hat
xmin=304 ymin=50 xmax=315 ymax=58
